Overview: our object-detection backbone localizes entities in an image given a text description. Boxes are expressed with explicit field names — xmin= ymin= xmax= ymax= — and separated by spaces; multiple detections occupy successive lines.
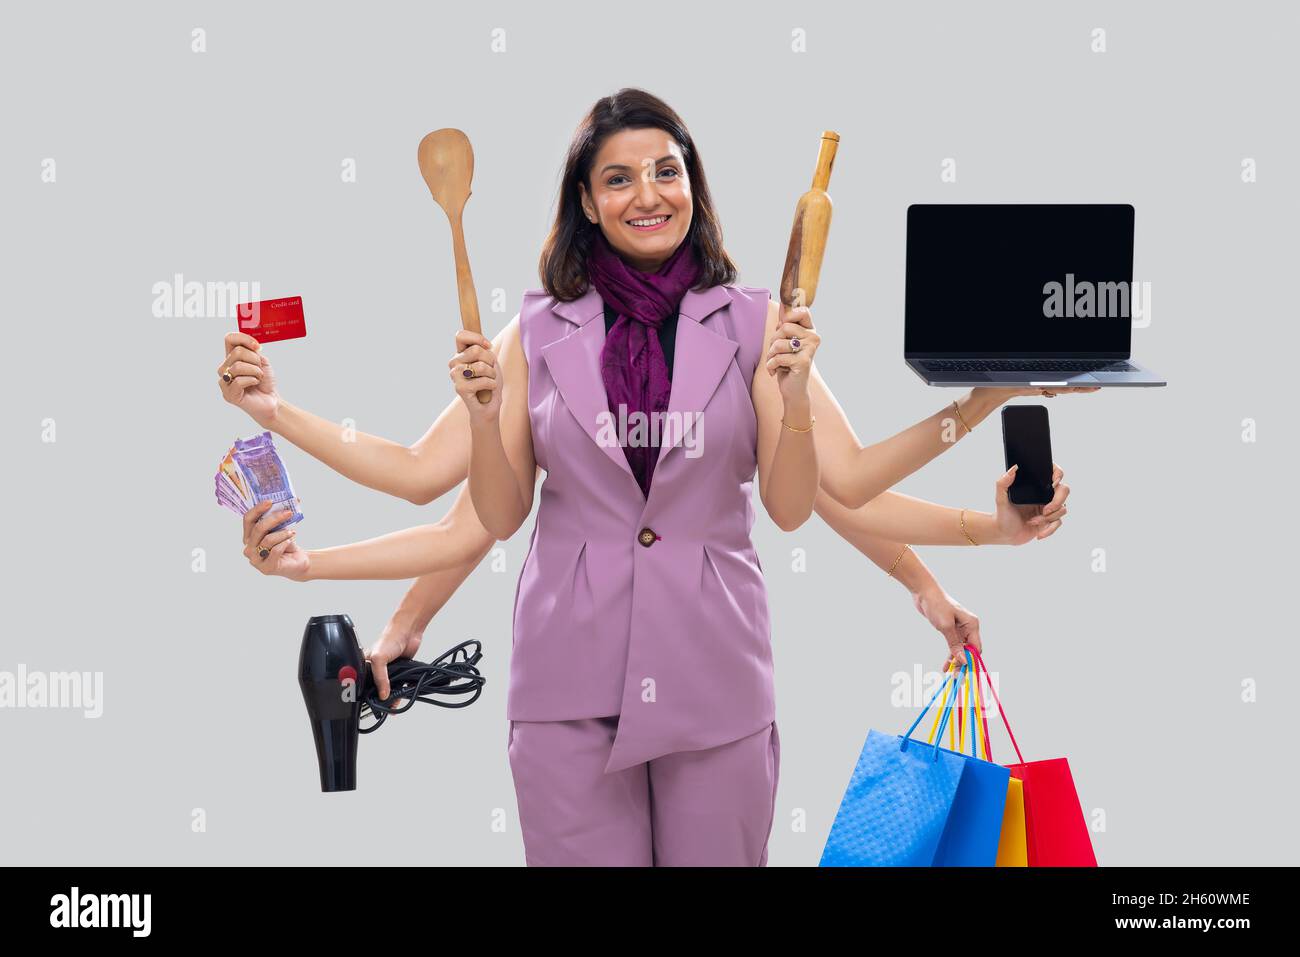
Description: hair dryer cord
xmin=360 ymin=639 xmax=485 ymax=734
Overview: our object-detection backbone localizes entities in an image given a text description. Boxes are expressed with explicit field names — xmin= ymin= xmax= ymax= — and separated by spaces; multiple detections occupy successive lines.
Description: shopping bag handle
xmin=963 ymin=644 xmax=1026 ymax=766
xmin=924 ymin=660 xmax=961 ymax=752
xmin=902 ymin=660 xmax=969 ymax=762
xmin=926 ymin=649 xmax=990 ymax=762
xmin=966 ymin=646 xmax=993 ymax=762
xmin=962 ymin=648 xmax=988 ymax=761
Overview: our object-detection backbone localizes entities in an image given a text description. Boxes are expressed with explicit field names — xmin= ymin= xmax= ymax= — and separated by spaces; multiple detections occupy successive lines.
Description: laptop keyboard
xmin=921 ymin=359 xmax=1137 ymax=373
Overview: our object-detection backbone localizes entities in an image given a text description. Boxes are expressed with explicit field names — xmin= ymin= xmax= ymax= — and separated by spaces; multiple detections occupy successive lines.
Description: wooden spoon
xmin=418 ymin=128 xmax=490 ymax=404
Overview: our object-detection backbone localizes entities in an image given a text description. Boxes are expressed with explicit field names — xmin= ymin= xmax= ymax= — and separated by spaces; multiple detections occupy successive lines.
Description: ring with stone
xmin=790 ymin=338 xmax=801 ymax=352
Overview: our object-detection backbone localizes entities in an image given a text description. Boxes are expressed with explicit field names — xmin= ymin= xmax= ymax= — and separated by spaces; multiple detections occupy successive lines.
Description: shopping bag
xmin=820 ymin=655 xmax=1008 ymax=866
xmin=995 ymin=777 xmax=1027 ymax=867
xmin=966 ymin=645 xmax=1097 ymax=867
xmin=928 ymin=652 xmax=1011 ymax=866
xmin=957 ymin=652 xmax=1026 ymax=867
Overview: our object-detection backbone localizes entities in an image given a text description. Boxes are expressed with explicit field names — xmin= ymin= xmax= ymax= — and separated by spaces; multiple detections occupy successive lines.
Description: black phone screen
xmin=1001 ymin=405 xmax=1054 ymax=505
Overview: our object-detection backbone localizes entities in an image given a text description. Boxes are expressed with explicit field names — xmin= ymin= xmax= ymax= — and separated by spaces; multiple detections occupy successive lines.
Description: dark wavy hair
xmin=538 ymin=88 xmax=739 ymax=301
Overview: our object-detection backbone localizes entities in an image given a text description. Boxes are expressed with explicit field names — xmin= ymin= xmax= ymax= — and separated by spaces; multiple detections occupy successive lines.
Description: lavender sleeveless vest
xmin=511 ymin=282 xmax=773 ymax=773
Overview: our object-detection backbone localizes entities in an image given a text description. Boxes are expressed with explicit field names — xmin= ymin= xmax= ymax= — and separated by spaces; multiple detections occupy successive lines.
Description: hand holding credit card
xmin=236 ymin=295 xmax=307 ymax=343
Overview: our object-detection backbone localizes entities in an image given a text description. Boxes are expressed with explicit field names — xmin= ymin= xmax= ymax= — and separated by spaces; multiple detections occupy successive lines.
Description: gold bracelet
xmin=886 ymin=544 xmax=911 ymax=578
xmin=781 ymin=415 xmax=815 ymax=433
xmin=952 ymin=400 xmax=972 ymax=435
xmin=960 ymin=508 xmax=979 ymax=546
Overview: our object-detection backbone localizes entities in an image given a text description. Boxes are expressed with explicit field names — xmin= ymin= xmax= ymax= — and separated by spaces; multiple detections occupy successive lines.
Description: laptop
xmin=904 ymin=204 xmax=1165 ymax=387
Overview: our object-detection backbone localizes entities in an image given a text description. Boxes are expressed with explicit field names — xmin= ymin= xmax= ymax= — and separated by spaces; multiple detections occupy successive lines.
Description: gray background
xmin=2 ymin=0 xmax=1294 ymax=865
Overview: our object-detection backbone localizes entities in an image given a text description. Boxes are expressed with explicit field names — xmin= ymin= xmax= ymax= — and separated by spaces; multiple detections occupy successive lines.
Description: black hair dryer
xmin=298 ymin=614 xmax=365 ymax=793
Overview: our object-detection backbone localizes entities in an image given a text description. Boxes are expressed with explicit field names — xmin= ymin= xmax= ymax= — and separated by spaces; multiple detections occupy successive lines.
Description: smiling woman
xmin=581 ymin=133 xmax=692 ymax=268
xmin=215 ymin=87 xmax=1086 ymax=869
xmin=539 ymin=90 xmax=737 ymax=297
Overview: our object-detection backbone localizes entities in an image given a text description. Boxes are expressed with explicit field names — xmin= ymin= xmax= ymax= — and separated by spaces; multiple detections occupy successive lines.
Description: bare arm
xmin=752 ymin=299 xmax=820 ymax=531
xmin=808 ymin=364 xmax=1007 ymax=509
xmin=819 ymin=488 xmax=1003 ymax=546
xmin=807 ymin=358 xmax=1097 ymax=511
xmin=459 ymin=317 xmax=537 ymax=540
xmin=301 ymin=482 xmax=497 ymax=580
xmin=814 ymin=487 xmax=987 ymax=672
xmin=386 ymin=549 xmax=494 ymax=634
xmin=222 ymin=327 xmax=510 ymax=506
xmin=270 ymin=391 xmax=473 ymax=506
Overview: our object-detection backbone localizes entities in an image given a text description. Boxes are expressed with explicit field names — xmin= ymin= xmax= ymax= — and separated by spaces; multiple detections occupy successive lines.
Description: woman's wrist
xmin=781 ymin=393 xmax=813 ymax=430
xmin=390 ymin=593 xmax=434 ymax=635
xmin=260 ymin=396 xmax=291 ymax=433
xmin=469 ymin=414 xmax=503 ymax=438
xmin=892 ymin=547 xmax=935 ymax=596
xmin=960 ymin=509 xmax=1006 ymax=546
xmin=296 ymin=549 xmax=319 ymax=581
xmin=957 ymin=389 xmax=1005 ymax=431
xmin=385 ymin=611 xmax=426 ymax=639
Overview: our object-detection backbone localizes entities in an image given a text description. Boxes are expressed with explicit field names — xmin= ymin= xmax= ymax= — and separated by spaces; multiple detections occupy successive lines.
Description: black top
xmin=603 ymin=303 xmax=680 ymax=380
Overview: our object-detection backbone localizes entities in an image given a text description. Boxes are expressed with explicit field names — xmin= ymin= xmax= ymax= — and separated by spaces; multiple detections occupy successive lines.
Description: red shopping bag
xmin=966 ymin=645 xmax=1098 ymax=867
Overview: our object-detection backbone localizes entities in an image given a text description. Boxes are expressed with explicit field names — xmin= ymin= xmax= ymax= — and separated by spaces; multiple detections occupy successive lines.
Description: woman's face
xmin=579 ymin=127 xmax=693 ymax=274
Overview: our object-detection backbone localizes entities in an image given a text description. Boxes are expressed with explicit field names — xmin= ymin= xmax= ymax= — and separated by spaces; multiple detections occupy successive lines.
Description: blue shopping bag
xmin=820 ymin=652 xmax=1010 ymax=866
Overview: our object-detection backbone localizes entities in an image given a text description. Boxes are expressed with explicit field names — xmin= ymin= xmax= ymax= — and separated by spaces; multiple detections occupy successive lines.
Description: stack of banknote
xmin=214 ymin=431 xmax=303 ymax=532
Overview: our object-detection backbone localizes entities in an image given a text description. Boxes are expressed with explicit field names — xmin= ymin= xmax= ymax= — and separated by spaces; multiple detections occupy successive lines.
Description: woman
xmin=219 ymin=88 xmax=1089 ymax=866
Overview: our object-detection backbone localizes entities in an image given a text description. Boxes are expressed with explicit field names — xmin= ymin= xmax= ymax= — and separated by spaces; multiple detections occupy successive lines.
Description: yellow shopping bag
xmin=928 ymin=657 xmax=1026 ymax=867
xmin=995 ymin=776 xmax=1027 ymax=867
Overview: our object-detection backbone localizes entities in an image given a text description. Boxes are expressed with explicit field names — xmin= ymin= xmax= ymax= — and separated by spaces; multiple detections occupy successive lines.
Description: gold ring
xmin=221 ymin=367 xmax=234 ymax=383
xmin=257 ymin=545 xmax=270 ymax=559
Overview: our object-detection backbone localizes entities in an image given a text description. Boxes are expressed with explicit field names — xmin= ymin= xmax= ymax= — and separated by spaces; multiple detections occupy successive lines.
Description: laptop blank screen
xmin=905 ymin=204 xmax=1135 ymax=358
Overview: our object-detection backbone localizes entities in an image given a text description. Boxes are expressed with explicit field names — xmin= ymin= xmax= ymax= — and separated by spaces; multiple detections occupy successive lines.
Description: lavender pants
xmin=507 ymin=716 xmax=781 ymax=866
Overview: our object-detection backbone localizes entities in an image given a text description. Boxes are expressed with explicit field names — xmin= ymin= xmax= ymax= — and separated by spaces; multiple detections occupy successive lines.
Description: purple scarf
xmin=587 ymin=229 xmax=702 ymax=498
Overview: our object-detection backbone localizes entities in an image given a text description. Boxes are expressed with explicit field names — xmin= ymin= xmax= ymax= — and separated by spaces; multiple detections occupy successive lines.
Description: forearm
xmin=269 ymin=398 xmax=465 ymax=506
xmin=765 ymin=395 xmax=820 ymax=531
xmin=819 ymin=387 xmax=1002 ymax=509
xmin=304 ymin=483 xmax=497 ymax=580
xmin=387 ymin=546 xmax=495 ymax=634
xmin=468 ymin=418 xmax=529 ymax=539
xmin=815 ymin=484 xmax=1004 ymax=547
xmin=814 ymin=488 xmax=939 ymax=595
xmin=858 ymin=489 xmax=1004 ymax=546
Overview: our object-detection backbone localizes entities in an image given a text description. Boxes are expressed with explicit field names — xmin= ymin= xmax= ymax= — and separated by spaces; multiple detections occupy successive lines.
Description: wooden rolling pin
xmin=779 ymin=131 xmax=839 ymax=309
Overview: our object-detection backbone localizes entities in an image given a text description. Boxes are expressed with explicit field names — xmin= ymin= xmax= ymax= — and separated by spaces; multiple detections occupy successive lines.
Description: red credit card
xmin=236 ymin=296 xmax=306 ymax=343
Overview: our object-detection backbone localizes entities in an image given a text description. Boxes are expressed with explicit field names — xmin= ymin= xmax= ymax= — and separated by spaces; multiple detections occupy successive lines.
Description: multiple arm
xmin=259 ymin=325 xmax=510 ymax=506
xmin=233 ymin=301 xmax=1060 ymax=617
xmin=816 ymin=489 xmax=936 ymax=592
xmin=808 ymin=359 xmax=1005 ymax=510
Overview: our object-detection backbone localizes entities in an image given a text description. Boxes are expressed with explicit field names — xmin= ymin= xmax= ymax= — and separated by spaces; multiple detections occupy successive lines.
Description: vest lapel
xmin=653 ymin=286 xmax=737 ymax=470
xmin=540 ymin=286 xmax=637 ymax=485
xmin=541 ymin=283 xmax=737 ymax=494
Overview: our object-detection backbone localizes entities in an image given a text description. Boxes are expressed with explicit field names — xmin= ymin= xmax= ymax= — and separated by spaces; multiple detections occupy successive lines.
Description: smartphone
xmin=1001 ymin=405 xmax=1054 ymax=505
